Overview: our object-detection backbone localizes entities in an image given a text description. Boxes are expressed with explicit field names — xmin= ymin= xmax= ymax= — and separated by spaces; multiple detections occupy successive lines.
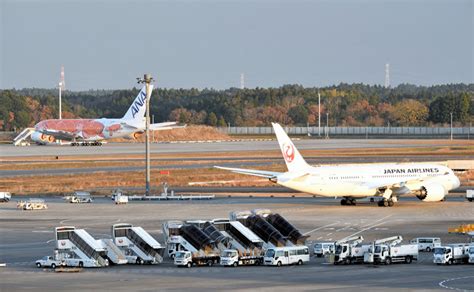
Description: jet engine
xmin=415 ymin=184 xmax=446 ymax=202
xmin=31 ymin=132 xmax=55 ymax=145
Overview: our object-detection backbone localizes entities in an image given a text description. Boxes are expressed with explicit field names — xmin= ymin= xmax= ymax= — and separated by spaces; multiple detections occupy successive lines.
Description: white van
xmin=313 ymin=242 xmax=335 ymax=257
xmin=410 ymin=237 xmax=441 ymax=252
xmin=264 ymin=246 xmax=310 ymax=266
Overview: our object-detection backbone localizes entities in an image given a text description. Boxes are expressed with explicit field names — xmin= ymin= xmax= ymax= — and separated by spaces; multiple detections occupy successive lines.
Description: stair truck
xmin=55 ymin=226 xmax=109 ymax=267
xmin=97 ymin=239 xmax=128 ymax=265
xmin=364 ymin=236 xmax=418 ymax=265
xmin=433 ymin=244 xmax=469 ymax=265
xmin=333 ymin=236 xmax=369 ymax=265
xmin=173 ymin=223 xmax=220 ymax=267
xmin=112 ymin=223 xmax=164 ymax=264
xmin=214 ymin=219 xmax=266 ymax=267
xmin=265 ymin=212 xmax=309 ymax=245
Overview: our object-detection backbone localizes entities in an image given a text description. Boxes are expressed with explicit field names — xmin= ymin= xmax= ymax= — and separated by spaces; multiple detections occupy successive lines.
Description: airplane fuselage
xmin=33 ymin=118 xmax=139 ymax=143
xmin=276 ymin=163 xmax=460 ymax=198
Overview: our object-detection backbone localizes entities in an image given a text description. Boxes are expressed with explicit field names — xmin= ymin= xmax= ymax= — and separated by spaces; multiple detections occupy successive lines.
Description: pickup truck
xmin=35 ymin=256 xmax=64 ymax=269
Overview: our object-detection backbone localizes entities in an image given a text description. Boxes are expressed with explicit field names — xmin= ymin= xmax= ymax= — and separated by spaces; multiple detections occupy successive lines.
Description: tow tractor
xmin=364 ymin=236 xmax=418 ymax=265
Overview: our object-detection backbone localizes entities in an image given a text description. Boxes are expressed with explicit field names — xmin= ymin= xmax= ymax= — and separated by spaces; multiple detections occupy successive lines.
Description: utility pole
xmin=450 ymin=112 xmax=453 ymax=141
xmin=58 ymin=65 xmax=65 ymax=119
xmin=137 ymin=74 xmax=154 ymax=196
xmin=325 ymin=112 xmax=329 ymax=139
xmin=318 ymin=91 xmax=321 ymax=137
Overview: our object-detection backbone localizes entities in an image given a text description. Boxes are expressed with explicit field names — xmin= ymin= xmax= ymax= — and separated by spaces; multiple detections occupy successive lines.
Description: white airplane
xmin=17 ymin=85 xmax=182 ymax=146
xmin=216 ymin=123 xmax=461 ymax=207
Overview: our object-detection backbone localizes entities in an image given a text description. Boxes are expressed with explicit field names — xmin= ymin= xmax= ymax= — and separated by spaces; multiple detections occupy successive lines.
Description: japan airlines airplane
xmin=216 ymin=123 xmax=460 ymax=207
xmin=26 ymin=85 xmax=180 ymax=146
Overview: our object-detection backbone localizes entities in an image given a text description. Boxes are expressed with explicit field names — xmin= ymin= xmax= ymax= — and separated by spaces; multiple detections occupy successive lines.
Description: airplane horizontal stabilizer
xmin=214 ymin=166 xmax=281 ymax=179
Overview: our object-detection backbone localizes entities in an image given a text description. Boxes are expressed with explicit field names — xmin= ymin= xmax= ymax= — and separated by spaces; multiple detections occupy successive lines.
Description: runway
xmin=1 ymin=139 xmax=471 ymax=157
xmin=0 ymin=196 xmax=472 ymax=291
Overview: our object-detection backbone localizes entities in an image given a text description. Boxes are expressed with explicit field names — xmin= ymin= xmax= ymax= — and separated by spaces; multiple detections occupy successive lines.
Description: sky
xmin=1 ymin=0 xmax=473 ymax=90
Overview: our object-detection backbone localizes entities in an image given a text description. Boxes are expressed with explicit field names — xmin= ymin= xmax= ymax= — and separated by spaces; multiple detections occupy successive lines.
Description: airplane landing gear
xmin=378 ymin=198 xmax=395 ymax=207
xmin=341 ymin=198 xmax=356 ymax=206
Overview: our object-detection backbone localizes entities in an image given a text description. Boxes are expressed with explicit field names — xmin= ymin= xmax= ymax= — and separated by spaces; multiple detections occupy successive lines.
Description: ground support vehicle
xmin=433 ymin=244 xmax=469 ymax=265
xmin=18 ymin=199 xmax=48 ymax=210
xmin=263 ymin=246 xmax=310 ymax=266
xmin=466 ymin=190 xmax=473 ymax=202
xmin=333 ymin=236 xmax=369 ymax=264
xmin=220 ymin=249 xmax=263 ymax=267
xmin=112 ymin=223 xmax=164 ymax=264
xmin=174 ymin=251 xmax=220 ymax=268
xmin=409 ymin=237 xmax=441 ymax=252
xmin=0 ymin=192 xmax=11 ymax=202
xmin=313 ymin=242 xmax=335 ymax=257
xmin=68 ymin=191 xmax=92 ymax=203
xmin=35 ymin=254 xmax=65 ymax=269
xmin=55 ymin=226 xmax=109 ymax=268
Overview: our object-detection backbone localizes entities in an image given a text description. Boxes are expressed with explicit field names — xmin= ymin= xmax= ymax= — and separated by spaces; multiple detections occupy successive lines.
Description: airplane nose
xmin=452 ymin=175 xmax=461 ymax=189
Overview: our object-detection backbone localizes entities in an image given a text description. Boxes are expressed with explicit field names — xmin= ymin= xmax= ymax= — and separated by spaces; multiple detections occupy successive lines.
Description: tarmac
xmin=1 ymin=138 xmax=471 ymax=157
xmin=1 ymin=196 xmax=473 ymax=291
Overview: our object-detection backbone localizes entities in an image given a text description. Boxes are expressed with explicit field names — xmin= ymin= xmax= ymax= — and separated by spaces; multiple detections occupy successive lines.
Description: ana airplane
xmin=18 ymin=85 xmax=181 ymax=146
xmin=216 ymin=123 xmax=461 ymax=207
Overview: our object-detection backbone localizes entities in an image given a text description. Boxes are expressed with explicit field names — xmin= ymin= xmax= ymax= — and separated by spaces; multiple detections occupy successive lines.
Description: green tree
xmin=288 ymin=105 xmax=308 ymax=125
xmin=217 ymin=116 xmax=227 ymax=127
xmin=207 ymin=112 xmax=218 ymax=126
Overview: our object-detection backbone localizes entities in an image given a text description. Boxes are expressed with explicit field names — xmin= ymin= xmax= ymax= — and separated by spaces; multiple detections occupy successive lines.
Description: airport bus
xmin=264 ymin=246 xmax=310 ymax=266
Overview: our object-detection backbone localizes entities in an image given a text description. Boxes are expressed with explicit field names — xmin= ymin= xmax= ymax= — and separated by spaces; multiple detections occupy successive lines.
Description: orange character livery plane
xmin=16 ymin=85 xmax=180 ymax=146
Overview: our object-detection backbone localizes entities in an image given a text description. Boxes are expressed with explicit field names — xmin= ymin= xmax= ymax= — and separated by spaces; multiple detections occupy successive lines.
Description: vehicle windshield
xmin=265 ymin=249 xmax=275 ymax=258
xmin=314 ymin=244 xmax=322 ymax=249
xmin=222 ymin=251 xmax=237 ymax=257
xmin=374 ymin=246 xmax=382 ymax=253
xmin=175 ymin=252 xmax=187 ymax=259
xmin=434 ymin=248 xmax=446 ymax=255
xmin=335 ymin=245 xmax=342 ymax=254
xmin=469 ymin=247 xmax=474 ymax=254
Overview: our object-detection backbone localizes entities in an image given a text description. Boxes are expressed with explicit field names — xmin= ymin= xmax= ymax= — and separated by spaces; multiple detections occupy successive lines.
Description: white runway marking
xmin=345 ymin=215 xmax=393 ymax=238
xmin=303 ymin=222 xmax=339 ymax=236
xmin=439 ymin=275 xmax=474 ymax=291
xmin=32 ymin=230 xmax=53 ymax=233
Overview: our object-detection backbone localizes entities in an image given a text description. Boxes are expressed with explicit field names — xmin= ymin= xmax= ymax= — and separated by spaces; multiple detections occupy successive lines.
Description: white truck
xmin=433 ymin=244 xmax=469 ymax=265
xmin=313 ymin=242 xmax=335 ymax=257
xmin=334 ymin=236 xmax=369 ymax=264
xmin=0 ymin=192 xmax=11 ymax=202
xmin=468 ymin=244 xmax=474 ymax=264
xmin=263 ymin=246 xmax=310 ymax=266
xmin=466 ymin=190 xmax=474 ymax=202
xmin=174 ymin=250 xmax=220 ymax=268
xmin=220 ymin=248 xmax=263 ymax=267
xmin=68 ymin=191 xmax=93 ymax=203
xmin=35 ymin=254 xmax=65 ymax=269
xmin=364 ymin=236 xmax=418 ymax=265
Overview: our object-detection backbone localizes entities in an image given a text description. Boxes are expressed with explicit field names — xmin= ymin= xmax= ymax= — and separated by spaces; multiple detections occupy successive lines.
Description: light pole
xmin=318 ymin=91 xmax=321 ymax=137
xmin=450 ymin=112 xmax=453 ymax=141
xmin=137 ymin=74 xmax=154 ymax=196
xmin=58 ymin=82 xmax=62 ymax=119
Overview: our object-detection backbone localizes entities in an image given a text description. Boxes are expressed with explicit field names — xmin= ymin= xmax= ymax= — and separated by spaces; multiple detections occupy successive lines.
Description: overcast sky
xmin=1 ymin=0 xmax=472 ymax=90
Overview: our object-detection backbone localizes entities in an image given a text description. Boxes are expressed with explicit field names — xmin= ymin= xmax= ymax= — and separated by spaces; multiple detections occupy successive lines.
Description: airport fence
xmin=217 ymin=126 xmax=474 ymax=139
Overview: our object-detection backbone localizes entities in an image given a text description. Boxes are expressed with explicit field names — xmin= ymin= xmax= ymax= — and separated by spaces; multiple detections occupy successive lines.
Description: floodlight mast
xmin=137 ymin=74 xmax=154 ymax=196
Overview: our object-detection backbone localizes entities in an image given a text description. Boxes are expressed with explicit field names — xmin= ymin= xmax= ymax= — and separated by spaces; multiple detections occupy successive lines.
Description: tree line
xmin=1 ymin=83 xmax=473 ymax=131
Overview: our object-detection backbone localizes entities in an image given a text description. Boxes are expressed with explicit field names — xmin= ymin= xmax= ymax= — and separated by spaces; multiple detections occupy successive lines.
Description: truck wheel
xmin=36 ymin=263 xmax=41 ymax=268
xmin=207 ymin=260 xmax=213 ymax=267
xmin=405 ymin=256 xmax=412 ymax=264
xmin=186 ymin=262 xmax=192 ymax=268
xmin=78 ymin=262 xmax=83 ymax=268
xmin=277 ymin=261 xmax=282 ymax=267
xmin=51 ymin=263 xmax=56 ymax=269
xmin=345 ymin=258 xmax=351 ymax=265
xmin=298 ymin=260 xmax=303 ymax=265
xmin=448 ymin=259 xmax=453 ymax=265
xmin=468 ymin=198 xmax=473 ymax=202
xmin=385 ymin=257 xmax=391 ymax=265
xmin=426 ymin=247 xmax=431 ymax=252
xmin=233 ymin=262 xmax=238 ymax=267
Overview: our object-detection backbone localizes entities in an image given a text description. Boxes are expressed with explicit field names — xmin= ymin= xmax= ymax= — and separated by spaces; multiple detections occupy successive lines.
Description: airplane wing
xmin=40 ymin=129 xmax=78 ymax=140
xmin=362 ymin=175 xmax=441 ymax=193
xmin=214 ymin=166 xmax=281 ymax=179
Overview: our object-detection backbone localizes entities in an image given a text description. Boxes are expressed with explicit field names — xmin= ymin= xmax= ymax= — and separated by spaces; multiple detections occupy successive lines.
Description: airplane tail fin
xmin=122 ymin=85 xmax=154 ymax=124
xmin=272 ymin=123 xmax=310 ymax=172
